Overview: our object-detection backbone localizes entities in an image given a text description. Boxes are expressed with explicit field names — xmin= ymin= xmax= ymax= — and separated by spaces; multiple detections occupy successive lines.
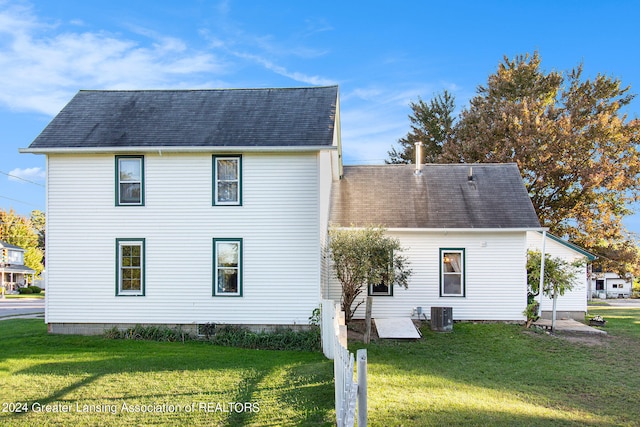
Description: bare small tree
xmin=328 ymin=227 xmax=411 ymax=323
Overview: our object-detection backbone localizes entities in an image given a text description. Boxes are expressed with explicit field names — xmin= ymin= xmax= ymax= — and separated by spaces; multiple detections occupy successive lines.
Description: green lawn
xmin=1 ymin=307 xmax=639 ymax=426
xmin=3 ymin=293 xmax=45 ymax=299
xmin=0 ymin=320 xmax=334 ymax=426
xmin=348 ymin=305 xmax=640 ymax=426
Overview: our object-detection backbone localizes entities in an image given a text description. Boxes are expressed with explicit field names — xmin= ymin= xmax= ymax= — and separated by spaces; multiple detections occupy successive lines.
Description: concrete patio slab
xmin=533 ymin=318 xmax=607 ymax=335
xmin=375 ymin=318 xmax=421 ymax=339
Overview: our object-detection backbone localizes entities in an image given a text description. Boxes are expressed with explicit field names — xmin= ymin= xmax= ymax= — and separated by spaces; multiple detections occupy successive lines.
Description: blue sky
xmin=1 ymin=0 xmax=639 ymax=233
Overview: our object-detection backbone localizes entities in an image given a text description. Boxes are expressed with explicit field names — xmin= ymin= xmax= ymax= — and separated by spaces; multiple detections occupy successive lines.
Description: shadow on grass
xmin=0 ymin=319 xmax=334 ymax=426
xmin=350 ymin=317 xmax=640 ymax=426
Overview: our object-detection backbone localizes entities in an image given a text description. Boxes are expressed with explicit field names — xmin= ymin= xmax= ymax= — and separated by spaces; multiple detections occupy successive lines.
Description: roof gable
xmin=26 ymin=86 xmax=338 ymax=151
xmin=0 ymin=240 xmax=25 ymax=251
xmin=330 ymin=164 xmax=541 ymax=229
xmin=542 ymin=232 xmax=597 ymax=261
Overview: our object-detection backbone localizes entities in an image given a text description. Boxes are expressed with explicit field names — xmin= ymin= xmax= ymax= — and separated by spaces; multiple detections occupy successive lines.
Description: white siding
xmin=526 ymin=232 xmax=588 ymax=315
xmin=46 ymin=152 xmax=322 ymax=326
xmin=327 ymin=230 xmax=528 ymax=321
xmin=318 ymin=150 xmax=335 ymax=299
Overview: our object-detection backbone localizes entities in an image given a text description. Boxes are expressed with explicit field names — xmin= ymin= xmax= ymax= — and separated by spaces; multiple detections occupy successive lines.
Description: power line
xmin=0 ymin=170 xmax=46 ymax=187
xmin=0 ymin=195 xmax=42 ymax=207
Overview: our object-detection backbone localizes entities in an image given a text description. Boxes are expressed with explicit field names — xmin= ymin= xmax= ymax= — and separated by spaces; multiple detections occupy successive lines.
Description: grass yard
xmin=1 ymin=306 xmax=639 ymax=426
xmin=0 ymin=320 xmax=334 ymax=426
xmin=349 ymin=305 xmax=640 ymax=426
xmin=3 ymin=293 xmax=45 ymax=299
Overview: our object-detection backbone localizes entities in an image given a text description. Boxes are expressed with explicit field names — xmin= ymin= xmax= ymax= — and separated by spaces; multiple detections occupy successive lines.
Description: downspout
xmin=537 ymin=230 xmax=547 ymax=318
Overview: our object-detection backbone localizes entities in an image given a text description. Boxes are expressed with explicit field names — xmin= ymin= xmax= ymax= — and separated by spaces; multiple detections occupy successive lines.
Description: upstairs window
xmin=116 ymin=156 xmax=144 ymax=206
xmin=213 ymin=156 xmax=242 ymax=205
xmin=440 ymin=249 xmax=465 ymax=297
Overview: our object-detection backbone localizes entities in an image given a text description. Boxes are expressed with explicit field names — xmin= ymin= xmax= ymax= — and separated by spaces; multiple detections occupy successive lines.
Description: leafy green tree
xmin=0 ymin=208 xmax=44 ymax=276
xmin=445 ymin=52 xmax=640 ymax=274
xmin=30 ymin=210 xmax=46 ymax=251
xmin=388 ymin=90 xmax=456 ymax=164
xmin=328 ymin=227 xmax=411 ymax=322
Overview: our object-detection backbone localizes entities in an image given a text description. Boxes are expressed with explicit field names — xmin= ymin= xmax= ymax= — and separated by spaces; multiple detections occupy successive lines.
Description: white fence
xmin=321 ymin=299 xmax=367 ymax=427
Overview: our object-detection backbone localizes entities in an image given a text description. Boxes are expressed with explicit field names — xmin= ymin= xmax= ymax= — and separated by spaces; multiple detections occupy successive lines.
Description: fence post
xmin=357 ymin=349 xmax=367 ymax=427
xmin=321 ymin=299 xmax=336 ymax=359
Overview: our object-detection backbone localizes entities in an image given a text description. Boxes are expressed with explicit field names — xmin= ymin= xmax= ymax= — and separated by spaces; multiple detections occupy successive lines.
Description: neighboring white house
xmin=21 ymin=87 xmax=342 ymax=334
xmin=526 ymin=232 xmax=596 ymax=321
xmin=326 ymin=164 xmax=544 ymax=322
xmin=590 ymin=271 xmax=632 ymax=299
xmin=0 ymin=240 xmax=36 ymax=292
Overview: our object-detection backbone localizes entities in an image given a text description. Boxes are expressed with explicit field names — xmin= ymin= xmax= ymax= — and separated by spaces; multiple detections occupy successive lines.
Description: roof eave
xmin=537 ymin=231 xmax=598 ymax=261
xmin=330 ymin=226 xmax=548 ymax=233
xmin=19 ymin=145 xmax=338 ymax=154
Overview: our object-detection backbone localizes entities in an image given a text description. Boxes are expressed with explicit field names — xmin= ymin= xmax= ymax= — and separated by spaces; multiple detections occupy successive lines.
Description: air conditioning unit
xmin=430 ymin=307 xmax=453 ymax=332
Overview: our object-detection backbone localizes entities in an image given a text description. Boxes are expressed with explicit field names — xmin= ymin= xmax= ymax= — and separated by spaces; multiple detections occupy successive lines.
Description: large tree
xmin=387 ymin=90 xmax=456 ymax=164
xmin=0 ymin=208 xmax=44 ymax=276
xmin=391 ymin=52 xmax=640 ymax=277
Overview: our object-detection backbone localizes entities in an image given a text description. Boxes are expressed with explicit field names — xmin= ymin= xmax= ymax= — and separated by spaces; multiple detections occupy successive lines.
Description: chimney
xmin=414 ymin=141 xmax=423 ymax=176
xmin=468 ymin=166 xmax=473 ymax=181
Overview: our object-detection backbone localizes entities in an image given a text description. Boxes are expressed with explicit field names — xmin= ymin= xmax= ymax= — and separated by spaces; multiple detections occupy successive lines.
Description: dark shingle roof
xmin=27 ymin=86 xmax=338 ymax=150
xmin=330 ymin=164 xmax=541 ymax=229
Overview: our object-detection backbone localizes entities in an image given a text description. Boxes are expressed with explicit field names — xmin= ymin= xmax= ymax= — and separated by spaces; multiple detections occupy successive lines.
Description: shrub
xmin=523 ymin=301 xmax=539 ymax=328
xmin=103 ymin=324 xmax=321 ymax=352
xmin=103 ymin=325 xmax=193 ymax=342
xmin=209 ymin=325 xmax=321 ymax=352
xmin=18 ymin=287 xmax=33 ymax=294
xmin=28 ymin=286 xmax=42 ymax=294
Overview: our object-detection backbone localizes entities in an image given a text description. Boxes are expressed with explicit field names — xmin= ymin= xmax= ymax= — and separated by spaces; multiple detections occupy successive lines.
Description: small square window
xmin=116 ymin=156 xmax=144 ymax=206
xmin=213 ymin=238 xmax=243 ymax=296
xmin=213 ymin=156 xmax=242 ymax=205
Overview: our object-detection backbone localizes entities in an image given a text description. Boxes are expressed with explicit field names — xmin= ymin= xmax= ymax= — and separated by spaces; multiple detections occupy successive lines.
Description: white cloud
xmin=0 ymin=2 xmax=224 ymax=115
xmin=339 ymin=84 xmax=442 ymax=164
xmin=8 ymin=167 xmax=45 ymax=183
xmin=231 ymin=51 xmax=336 ymax=86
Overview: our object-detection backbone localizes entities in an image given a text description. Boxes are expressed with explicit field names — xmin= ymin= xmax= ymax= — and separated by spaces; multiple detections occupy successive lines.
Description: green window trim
xmin=116 ymin=155 xmax=145 ymax=206
xmin=213 ymin=155 xmax=242 ymax=206
xmin=439 ymin=248 xmax=465 ymax=297
xmin=213 ymin=238 xmax=243 ymax=297
xmin=116 ymin=238 xmax=145 ymax=296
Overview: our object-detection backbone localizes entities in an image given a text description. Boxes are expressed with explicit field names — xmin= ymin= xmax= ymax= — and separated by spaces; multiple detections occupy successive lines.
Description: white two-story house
xmin=21 ymin=87 xmax=341 ymax=334
xmin=0 ymin=240 xmax=36 ymax=292
xmin=22 ymin=85 xmax=559 ymax=334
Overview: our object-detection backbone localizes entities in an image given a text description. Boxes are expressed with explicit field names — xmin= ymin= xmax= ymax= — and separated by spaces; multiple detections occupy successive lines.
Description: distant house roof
xmin=24 ymin=86 xmax=339 ymax=152
xmin=330 ymin=164 xmax=541 ymax=229
xmin=0 ymin=241 xmax=24 ymax=251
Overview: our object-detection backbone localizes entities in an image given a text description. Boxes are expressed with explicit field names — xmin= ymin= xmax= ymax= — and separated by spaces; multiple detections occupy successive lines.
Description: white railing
xmin=321 ymin=299 xmax=367 ymax=427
